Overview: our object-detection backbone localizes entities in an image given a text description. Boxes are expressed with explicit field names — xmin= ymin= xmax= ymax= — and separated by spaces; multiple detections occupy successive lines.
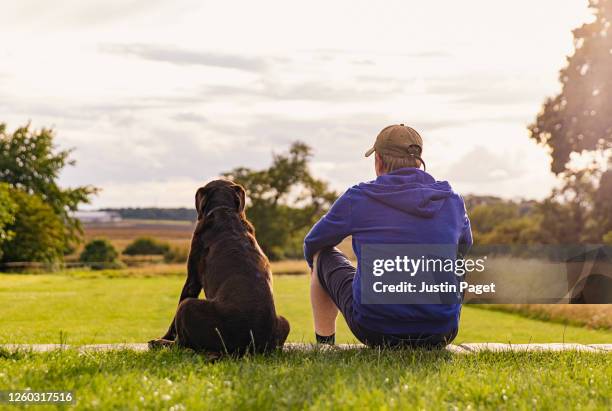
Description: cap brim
xmin=364 ymin=147 xmax=375 ymax=157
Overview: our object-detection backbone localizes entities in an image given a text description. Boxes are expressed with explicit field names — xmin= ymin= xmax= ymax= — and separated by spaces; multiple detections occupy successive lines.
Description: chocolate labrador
xmin=149 ymin=179 xmax=290 ymax=354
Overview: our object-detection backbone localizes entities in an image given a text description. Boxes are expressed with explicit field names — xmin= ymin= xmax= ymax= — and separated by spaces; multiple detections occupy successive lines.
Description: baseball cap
xmin=365 ymin=124 xmax=423 ymax=158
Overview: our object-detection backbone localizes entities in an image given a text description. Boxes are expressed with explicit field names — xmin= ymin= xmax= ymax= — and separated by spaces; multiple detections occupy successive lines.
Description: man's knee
xmin=311 ymin=247 xmax=341 ymax=274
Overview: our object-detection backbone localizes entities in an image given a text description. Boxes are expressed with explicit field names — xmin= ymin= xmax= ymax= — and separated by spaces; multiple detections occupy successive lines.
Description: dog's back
xmin=199 ymin=211 xmax=286 ymax=352
xmin=170 ymin=180 xmax=290 ymax=354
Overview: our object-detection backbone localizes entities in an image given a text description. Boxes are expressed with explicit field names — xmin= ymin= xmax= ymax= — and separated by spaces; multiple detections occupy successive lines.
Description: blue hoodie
xmin=304 ymin=167 xmax=473 ymax=335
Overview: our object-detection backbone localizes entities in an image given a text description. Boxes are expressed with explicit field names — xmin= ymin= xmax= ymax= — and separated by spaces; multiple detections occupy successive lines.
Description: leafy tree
xmin=540 ymin=169 xmax=601 ymax=243
xmin=529 ymin=0 xmax=612 ymax=174
xmin=0 ymin=123 xmax=98 ymax=256
xmin=0 ymin=183 xmax=17 ymax=259
xmin=479 ymin=216 xmax=542 ymax=246
xmin=528 ymin=1 xmax=612 ymax=242
xmin=224 ymin=142 xmax=337 ymax=260
xmin=1 ymin=188 xmax=66 ymax=263
xmin=123 ymin=237 xmax=170 ymax=256
xmin=592 ymin=168 xmax=612 ymax=237
xmin=469 ymin=202 xmax=520 ymax=240
xmin=466 ymin=198 xmax=543 ymax=248
xmin=80 ymin=239 xmax=119 ymax=263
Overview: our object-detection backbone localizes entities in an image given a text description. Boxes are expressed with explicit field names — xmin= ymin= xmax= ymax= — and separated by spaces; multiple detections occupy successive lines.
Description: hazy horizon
xmin=0 ymin=0 xmax=593 ymax=208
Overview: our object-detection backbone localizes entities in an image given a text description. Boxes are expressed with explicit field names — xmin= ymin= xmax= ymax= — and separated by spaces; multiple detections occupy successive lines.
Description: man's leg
xmin=310 ymin=247 xmax=357 ymax=345
xmin=310 ymin=251 xmax=339 ymax=343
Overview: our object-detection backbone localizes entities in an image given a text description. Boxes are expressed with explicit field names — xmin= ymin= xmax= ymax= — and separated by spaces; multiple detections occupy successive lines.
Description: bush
xmin=0 ymin=183 xmax=17 ymax=260
xmin=1 ymin=188 xmax=67 ymax=263
xmin=80 ymin=239 xmax=122 ymax=269
xmin=603 ymin=231 xmax=612 ymax=244
xmin=163 ymin=246 xmax=190 ymax=263
xmin=123 ymin=237 xmax=170 ymax=256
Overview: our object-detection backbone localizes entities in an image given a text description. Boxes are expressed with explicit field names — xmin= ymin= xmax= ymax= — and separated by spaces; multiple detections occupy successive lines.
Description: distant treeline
xmin=102 ymin=208 xmax=197 ymax=221
xmin=103 ymin=195 xmax=530 ymax=223
xmin=463 ymin=195 xmax=537 ymax=215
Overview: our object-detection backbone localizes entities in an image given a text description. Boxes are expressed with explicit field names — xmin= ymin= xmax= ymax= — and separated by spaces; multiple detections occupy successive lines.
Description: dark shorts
xmin=316 ymin=247 xmax=458 ymax=349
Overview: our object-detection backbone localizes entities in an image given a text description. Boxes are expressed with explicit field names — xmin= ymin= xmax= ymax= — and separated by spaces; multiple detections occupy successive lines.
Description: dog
xmin=148 ymin=179 xmax=290 ymax=354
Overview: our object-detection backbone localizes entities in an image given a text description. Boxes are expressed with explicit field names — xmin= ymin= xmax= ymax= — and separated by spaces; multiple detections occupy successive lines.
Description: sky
xmin=0 ymin=0 xmax=594 ymax=208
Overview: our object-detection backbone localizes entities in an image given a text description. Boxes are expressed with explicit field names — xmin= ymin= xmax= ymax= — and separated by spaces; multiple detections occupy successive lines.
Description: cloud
xmin=1 ymin=0 xmax=171 ymax=28
xmin=443 ymin=146 xmax=521 ymax=183
xmin=172 ymin=112 xmax=208 ymax=124
xmin=102 ymin=44 xmax=267 ymax=72
xmin=202 ymin=83 xmax=403 ymax=102
xmin=89 ymin=177 xmax=206 ymax=208
xmin=54 ymin=112 xmax=394 ymax=201
xmin=426 ymin=76 xmax=545 ymax=106
xmin=1 ymin=97 xmax=212 ymax=130
xmin=308 ymin=49 xmax=451 ymax=59
xmin=201 ymin=75 xmax=410 ymax=102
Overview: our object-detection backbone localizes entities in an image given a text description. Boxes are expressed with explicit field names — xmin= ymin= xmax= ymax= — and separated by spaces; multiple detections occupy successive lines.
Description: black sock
xmin=316 ymin=333 xmax=335 ymax=345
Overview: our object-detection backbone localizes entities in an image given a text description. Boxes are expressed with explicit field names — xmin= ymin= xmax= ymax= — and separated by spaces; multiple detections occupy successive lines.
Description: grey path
xmin=1 ymin=343 xmax=611 ymax=353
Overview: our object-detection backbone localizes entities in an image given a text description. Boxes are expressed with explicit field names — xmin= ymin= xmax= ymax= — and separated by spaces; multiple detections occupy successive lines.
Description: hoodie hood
xmin=357 ymin=168 xmax=453 ymax=218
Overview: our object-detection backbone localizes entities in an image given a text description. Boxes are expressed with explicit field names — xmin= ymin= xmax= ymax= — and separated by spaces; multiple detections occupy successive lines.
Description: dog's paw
xmin=148 ymin=339 xmax=175 ymax=350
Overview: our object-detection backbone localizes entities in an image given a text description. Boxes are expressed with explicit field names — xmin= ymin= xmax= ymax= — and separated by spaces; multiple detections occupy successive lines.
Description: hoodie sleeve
xmin=303 ymin=190 xmax=352 ymax=268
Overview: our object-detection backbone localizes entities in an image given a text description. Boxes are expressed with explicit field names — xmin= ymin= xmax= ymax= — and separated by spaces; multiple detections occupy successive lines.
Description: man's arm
xmin=304 ymin=190 xmax=352 ymax=267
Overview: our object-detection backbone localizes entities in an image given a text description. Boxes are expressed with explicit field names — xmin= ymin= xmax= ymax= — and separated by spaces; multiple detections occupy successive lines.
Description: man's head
xmin=365 ymin=124 xmax=425 ymax=176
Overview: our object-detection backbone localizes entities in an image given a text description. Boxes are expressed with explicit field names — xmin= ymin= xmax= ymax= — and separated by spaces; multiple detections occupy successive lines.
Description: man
xmin=303 ymin=124 xmax=472 ymax=347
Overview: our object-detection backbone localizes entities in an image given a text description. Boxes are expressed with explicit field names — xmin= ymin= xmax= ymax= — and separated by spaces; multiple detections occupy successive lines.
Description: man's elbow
xmin=303 ymin=240 xmax=314 ymax=267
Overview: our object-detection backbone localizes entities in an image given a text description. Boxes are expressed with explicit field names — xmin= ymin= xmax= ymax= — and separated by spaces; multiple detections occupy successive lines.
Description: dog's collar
xmin=205 ymin=206 xmax=235 ymax=218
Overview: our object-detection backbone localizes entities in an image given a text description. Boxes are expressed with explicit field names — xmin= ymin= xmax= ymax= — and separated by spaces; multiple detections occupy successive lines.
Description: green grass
xmin=1 ymin=272 xmax=611 ymax=410
xmin=0 ymin=273 xmax=610 ymax=345
xmin=0 ymin=348 xmax=610 ymax=410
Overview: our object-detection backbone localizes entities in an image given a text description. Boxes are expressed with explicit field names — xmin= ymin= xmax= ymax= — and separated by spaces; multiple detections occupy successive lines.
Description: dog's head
xmin=195 ymin=179 xmax=246 ymax=220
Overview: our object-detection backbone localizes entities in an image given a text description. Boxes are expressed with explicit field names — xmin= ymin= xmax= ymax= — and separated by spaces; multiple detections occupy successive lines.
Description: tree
xmin=469 ymin=202 xmax=520 ymax=241
xmin=0 ymin=183 xmax=17 ymax=259
xmin=0 ymin=123 xmax=97 ymax=259
xmin=1 ymin=188 xmax=67 ymax=263
xmin=528 ymin=1 xmax=612 ymax=241
xmin=224 ymin=142 xmax=337 ymax=260
xmin=479 ymin=216 xmax=542 ymax=246
xmin=465 ymin=198 xmax=544 ymax=248
xmin=529 ymin=0 xmax=612 ymax=174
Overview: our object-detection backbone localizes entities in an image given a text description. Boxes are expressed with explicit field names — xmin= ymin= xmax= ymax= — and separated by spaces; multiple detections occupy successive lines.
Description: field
xmin=77 ymin=220 xmax=612 ymax=330
xmin=1 ymin=270 xmax=611 ymax=409
xmin=78 ymin=219 xmax=356 ymax=259
xmin=79 ymin=219 xmax=194 ymax=254
xmin=1 ymin=272 xmax=611 ymax=345
xmin=2 ymin=220 xmax=610 ymax=409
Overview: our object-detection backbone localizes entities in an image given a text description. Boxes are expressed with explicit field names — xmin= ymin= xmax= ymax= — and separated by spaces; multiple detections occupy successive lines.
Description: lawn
xmin=1 ymin=348 xmax=610 ymax=410
xmin=1 ymin=271 xmax=611 ymax=410
xmin=0 ymin=272 xmax=610 ymax=345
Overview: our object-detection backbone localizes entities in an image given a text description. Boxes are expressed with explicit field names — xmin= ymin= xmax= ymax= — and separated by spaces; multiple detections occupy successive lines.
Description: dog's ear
xmin=195 ymin=186 xmax=208 ymax=219
xmin=233 ymin=184 xmax=246 ymax=213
